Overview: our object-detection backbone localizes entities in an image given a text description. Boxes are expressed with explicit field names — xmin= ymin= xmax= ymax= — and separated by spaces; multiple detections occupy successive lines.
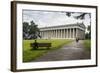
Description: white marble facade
xmin=39 ymin=23 xmax=85 ymax=39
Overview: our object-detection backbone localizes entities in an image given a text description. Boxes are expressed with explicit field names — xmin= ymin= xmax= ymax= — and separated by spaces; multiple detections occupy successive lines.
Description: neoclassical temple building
xmin=39 ymin=23 xmax=86 ymax=39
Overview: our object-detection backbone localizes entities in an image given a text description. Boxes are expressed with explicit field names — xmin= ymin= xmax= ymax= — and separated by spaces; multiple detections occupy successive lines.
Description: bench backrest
xmin=30 ymin=43 xmax=51 ymax=47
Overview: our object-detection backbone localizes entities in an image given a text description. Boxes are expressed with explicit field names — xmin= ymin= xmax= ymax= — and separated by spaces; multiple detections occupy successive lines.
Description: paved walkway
xmin=34 ymin=40 xmax=91 ymax=62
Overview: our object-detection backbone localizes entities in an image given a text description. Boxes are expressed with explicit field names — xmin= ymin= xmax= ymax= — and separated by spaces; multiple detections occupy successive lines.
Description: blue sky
xmin=23 ymin=10 xmax=90 ymax=28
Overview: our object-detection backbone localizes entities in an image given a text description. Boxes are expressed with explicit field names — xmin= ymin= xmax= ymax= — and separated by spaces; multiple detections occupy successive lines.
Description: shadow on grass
xmin=30 ymin=48 xmax=51 ymax=51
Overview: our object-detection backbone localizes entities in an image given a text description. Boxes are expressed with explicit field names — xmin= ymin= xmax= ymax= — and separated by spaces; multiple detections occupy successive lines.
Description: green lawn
xmin=23 ymin=39 xmax=73 ymax=62
xmin=83 ymin=40 xmax=91 ymax=51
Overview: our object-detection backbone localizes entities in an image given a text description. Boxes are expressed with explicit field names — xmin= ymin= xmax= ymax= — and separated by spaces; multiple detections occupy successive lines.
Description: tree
xmin=29 ymin=20 xmax=41 ymax=50
xmin=74 ymin=13 xmax=90 ymax=20
xmin=65 ymin=12 xmax=91 ymax=20
xmin=23 ymin=20 xmax=41 ymax=40
xmin=23 ymin=22 xmax=29 ymax=39
xmin=85 ymin=33 xmax=89 ymax=39
xmin=87 ymin=25 xmax=91 ymax=39
xmin=29 ymin=21 xmax=41 ymax=39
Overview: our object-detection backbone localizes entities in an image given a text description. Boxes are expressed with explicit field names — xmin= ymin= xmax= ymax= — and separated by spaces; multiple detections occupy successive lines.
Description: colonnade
xmin=39 ymin=22 xmax=86 ymax=39
xmin=40 ymin=28 xmax=84 ymax=39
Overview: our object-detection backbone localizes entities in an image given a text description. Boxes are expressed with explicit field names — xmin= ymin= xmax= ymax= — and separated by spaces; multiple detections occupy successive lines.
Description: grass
xmin=83 ymin=40 xmax=91 ymax=51
xmin=23 ymin=39 xmax=73 ymax=62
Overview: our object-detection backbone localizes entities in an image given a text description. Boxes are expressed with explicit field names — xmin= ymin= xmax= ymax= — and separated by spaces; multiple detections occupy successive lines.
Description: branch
xmin=74 ymin=13 xmax=87 ymax=20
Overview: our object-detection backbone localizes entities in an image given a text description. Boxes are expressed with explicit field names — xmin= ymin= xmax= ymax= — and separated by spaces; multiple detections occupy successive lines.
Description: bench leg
xmin=32 ymin=46 xmax=37 ymax=50
xmin=33 ymin=46 xmax=39 ymax=50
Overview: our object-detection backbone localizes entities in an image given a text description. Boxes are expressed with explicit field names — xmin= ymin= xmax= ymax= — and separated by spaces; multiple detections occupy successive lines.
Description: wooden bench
xmin=30 ymin=43 xmax=51 ymax=49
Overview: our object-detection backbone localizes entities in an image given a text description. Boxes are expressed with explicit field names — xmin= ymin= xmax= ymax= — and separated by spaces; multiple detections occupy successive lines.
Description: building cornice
xmin=39 ymin=23 xmax=86 ymax=31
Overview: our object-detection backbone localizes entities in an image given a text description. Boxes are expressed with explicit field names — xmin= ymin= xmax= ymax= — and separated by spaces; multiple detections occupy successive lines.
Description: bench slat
xmin=30 ymin=43 xmax=51 ymax=47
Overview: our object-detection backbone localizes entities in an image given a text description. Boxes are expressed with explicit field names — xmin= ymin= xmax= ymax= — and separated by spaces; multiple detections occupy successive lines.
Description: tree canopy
xmin=23 ymin=20 xmax=41 ymax=40
xmin=66 ymin=12 xmax=91 ymax=20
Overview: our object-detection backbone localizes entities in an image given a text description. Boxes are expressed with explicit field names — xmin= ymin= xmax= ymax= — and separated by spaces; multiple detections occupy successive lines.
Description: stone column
xmin=41 ymin=31 xmax=43 ymax=38
xmin=44 ymin=31 xmax=45 ymax=38
xmin=46 ymin=31 xmax=47 ymax=39
xmin=44 ymin=31 xmax=45 ymax=39
xmin=51 ymin=30 xmax=52 ymax=38
xmin=75 ymin=29 xmax=76 ymax=38
xmin=47 ymin=31 xmax=48 ymax=39
xmin=66 ymin=29 xmax=68 ymax=38
xmin=79 ymin=29 xmax=80 ymax=39
xmin=68 ymin=29 xmax=69 ymax=38
xmin=49 ymin=30 xmax=50 ymax=38
xmin=59 ymin=30 xmax=60 ymax=38
xmin=50 ymin=30 xmax=52 ymax=39
xmin=61 ymin=29 xmax=62 ymax=38
xmin=63 ymin=29 xmax=64 ymax=38
xmin=70 ymin=28 xmax=71 ymax=38
xmin=54 ymin=30 xmax=56 ymax=38
xmin=48 ymin=30 xmax=50 ymax=39
xmin=53 ymin=30 xmax=54 ymax=38
xmin=58 ymin=30 xmax=59 ymax=38
xmin=76 ymin=28 xmax=78 ymax=38
xmin=56 ymin=29 xmax=57 ymax=38
xmin=64 ymin=29 xmax=65 ymax=38
xmin=62 ymin=29 xmax=63 ymax=38
xmin=59 ymin=29 xmax=61 ymax=38
xmin=42 ymin=31 xmax=44 ymax=38
xmin=45 ymin=31 xmax=47 ymax=39
xmin=66 ymin=29 xmax=67 ymax=38
xmin=62 ymin=29 xmax=64 ymax=38
xmin=65 ymin=29 xmax=66 ymax=38
xmin=59 ymin=29 xmax=60 ymax=38
xmin=55 ymin=30 xmax=56 ymax=38
xmin=79 ymin=30 xmax=82 ymax=38
xmin=51 ymin=30 xmax=53 ymax=38
xmin=73 ymin=28 xmax=75 ymax=38
xmin=52 ymin=30 xmax=53 ymax=38
xmin=54 ymin=30 xmax=55 ymax=38
xmin=47 ymin=31 xmax=49 ymax=39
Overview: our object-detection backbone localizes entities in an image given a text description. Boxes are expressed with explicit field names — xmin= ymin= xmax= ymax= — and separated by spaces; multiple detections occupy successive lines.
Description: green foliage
xmin=75 ymin=13 xmax=87 ymax=19
xmin=85 ymin=33 xmax=89 ymax=39
xmin=88 ymin=25 xmax=91 ymax=39
xmin=23 ymin=22 xmax=29 ymax=39
xmin=85 ymin=25 xmax=91 ymax=39
xmin=66 ymin=12 xmax=71 ymax=17
xmin=83 ymin=40 xmax=91 ymax=51
xmin=23 ymin=39 xmax=73 ymax=62
xmin=23 ymin=20 xmax=40 ymax=40
xmin=23 ymin=22 xmax=29 ymax=33
xmin=66 ymin=12 xmax=90 ymax=20
xmin=29 ymin=21 xmax=40 ymax=39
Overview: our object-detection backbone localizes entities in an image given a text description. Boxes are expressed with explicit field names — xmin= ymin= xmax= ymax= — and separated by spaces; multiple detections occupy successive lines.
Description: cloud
xmin=23 ymin=10 xmax=90 ymax=28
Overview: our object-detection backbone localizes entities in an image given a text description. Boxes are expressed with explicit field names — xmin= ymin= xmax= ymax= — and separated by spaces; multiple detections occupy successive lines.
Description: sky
xmin=23 ymin=10 xmax=91 ymax=29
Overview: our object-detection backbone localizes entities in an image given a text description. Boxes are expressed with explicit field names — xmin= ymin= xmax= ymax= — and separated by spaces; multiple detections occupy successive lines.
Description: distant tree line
xmin=85 ymin=25 xmax=91 ymax=39
xmin=23 ymin=20 xmax=41 ymax=40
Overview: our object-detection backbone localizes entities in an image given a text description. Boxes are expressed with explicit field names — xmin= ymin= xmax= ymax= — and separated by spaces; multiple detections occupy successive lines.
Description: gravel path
xmin=33 ymin=40 xmax=91 ymax=62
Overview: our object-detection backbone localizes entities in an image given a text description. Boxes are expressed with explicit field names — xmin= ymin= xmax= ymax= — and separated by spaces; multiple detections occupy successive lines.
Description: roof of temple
xmin=39 ymin=23 xmax=86 ymax=30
